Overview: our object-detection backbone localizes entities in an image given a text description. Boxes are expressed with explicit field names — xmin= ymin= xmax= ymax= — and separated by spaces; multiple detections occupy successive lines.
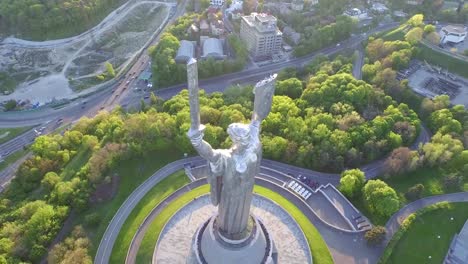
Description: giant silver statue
xmin=186 ymin=58 xmax=276 ymax=239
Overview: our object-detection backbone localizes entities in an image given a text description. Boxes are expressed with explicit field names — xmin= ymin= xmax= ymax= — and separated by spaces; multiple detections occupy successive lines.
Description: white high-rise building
xmin=240 ymin=13 xmax=283 ymax=58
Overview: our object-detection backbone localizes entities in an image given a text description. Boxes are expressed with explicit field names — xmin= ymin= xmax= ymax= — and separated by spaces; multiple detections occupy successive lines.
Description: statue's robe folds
xmin=207 ymin=125 xmax=261 ymax=236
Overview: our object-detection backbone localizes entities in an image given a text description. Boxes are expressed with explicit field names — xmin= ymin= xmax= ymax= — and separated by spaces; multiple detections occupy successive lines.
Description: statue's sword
xmin=187 ymin=58 xmax=205 ymax=137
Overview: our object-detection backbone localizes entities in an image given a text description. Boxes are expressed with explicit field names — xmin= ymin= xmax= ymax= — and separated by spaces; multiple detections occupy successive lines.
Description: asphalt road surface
xmin=0 ymin=22 xmax=400 ymax=128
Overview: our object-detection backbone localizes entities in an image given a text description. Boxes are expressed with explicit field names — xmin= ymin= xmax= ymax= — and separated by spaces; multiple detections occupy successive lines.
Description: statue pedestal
xmin=188 ymin=215 xmax=277 ymax=264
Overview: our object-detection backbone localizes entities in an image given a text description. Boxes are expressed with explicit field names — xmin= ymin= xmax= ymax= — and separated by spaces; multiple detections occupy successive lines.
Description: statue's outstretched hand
xmin=187 ymin=123 xmax=207 ymax=147
xmin=187 ymin=127 xmax=205 ymax=146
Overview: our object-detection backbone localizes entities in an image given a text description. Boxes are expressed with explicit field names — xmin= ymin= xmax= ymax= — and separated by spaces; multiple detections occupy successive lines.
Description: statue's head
xmin=227 ymin=123 xmax=250 ymax=148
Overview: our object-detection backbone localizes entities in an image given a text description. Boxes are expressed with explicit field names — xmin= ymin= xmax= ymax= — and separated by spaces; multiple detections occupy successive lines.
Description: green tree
xmin=105 ymin=62 xmax=115 ymax=77
xmin=339 ymin=169 xmax=366 ymax=198
xmin=406 ymin=14 xmax=424 ymax=27
xmin=363 ymin=180 xmax=399 ymax=217
xmin=423 ymin=24 xmax=436 ymax=34
xmin=275 ymin=78 xmax=303 ymax=99
xmin=405 ymin=27 xmax=423 ymax=45
xmin=41 ymin=172 xmax=61 ymax=191
xmin=422 ymin=132 xmax=464 ymax=166
xmin=3 ymin=100 xmax=17 ymax=111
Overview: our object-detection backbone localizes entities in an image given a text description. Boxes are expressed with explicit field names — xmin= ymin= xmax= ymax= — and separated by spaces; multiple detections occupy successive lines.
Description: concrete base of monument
xmin=153 ymin=195 xmax=311 ymax=264
xmin=187 ymin=214 xmax=277 ymax=264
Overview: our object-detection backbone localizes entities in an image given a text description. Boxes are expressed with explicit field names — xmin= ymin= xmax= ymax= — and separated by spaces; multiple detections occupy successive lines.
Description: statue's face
xmin=227 ymin=123 xmax=250 ymax=149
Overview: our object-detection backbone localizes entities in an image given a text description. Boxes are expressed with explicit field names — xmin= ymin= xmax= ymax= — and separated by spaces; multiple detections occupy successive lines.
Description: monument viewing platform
xmin=154 ymin=195 xmax=312 ymax=264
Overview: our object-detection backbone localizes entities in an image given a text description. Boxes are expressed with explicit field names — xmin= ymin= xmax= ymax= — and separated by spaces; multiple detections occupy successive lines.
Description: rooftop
xmin=242 ymin=13 xmax=281 ymax=34
xmin=202 ymin=38 xmax=224 ymax=58
xmin=442 ymin=25 xmax=467 ymax=34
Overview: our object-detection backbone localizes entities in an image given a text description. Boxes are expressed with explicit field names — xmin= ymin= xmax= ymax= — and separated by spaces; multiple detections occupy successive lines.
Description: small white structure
xmin=291 ymin=0 xmax=304 ymax=11
xmin=440 ymin=25 xmax=467 ymax=44
xmin=344 ymin=8 xmax=371 ymax=21
xmin=307 ymin=0 xmax=319 ymax=6
xmin=201 ymin=38 xmax=226 ymax=60
xmin=210 ymin=0 xmax=224 ymax=6
xmin=175 ymin=40 xmax=195 ymax=63
xmin=371 ymin=3 xmax=389 ymax=14
xmin=407 ymin=0 xmax=423 ymax=5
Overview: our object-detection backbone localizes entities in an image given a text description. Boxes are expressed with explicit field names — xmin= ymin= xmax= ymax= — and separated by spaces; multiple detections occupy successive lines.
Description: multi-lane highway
xmin=0 ymin=22 xmax=400 ymax=128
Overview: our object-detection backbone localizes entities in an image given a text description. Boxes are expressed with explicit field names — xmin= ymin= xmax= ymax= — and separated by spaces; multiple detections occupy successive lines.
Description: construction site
xmin=0 ymin=0 xmax=172 ymax=105
xmin=403 ymin=60 xmax=468 ymax=107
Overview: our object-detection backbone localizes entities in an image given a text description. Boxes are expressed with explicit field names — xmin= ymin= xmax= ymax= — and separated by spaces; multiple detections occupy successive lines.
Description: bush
xmin=3 ymin=100 xmax=17 ymax=111
xmin=404 ymin=184 xmax=424 ymax=201
xmin=443 ymin=174 xmax=461 ymax=190
xmin=84 ymin=212 xmax=100 ymax=227
xmin=365 ymin=226 xmax=387 ymax=246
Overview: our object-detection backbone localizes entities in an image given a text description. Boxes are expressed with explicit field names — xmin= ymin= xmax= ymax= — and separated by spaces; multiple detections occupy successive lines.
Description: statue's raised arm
xmin=186 ymin=58 xmax=219 ymax=163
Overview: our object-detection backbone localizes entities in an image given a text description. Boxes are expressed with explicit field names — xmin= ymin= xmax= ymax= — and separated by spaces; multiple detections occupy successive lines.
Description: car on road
xmin=57 ymin=118 xmax=64 ymax=124
xmin=126 ymin=80 xmax=131 ymax=85
xmin=144 ymin=95 xmax=150 ymax=99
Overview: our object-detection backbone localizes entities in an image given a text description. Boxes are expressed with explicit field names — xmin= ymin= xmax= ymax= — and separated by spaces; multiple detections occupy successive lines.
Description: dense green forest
xmin=0 ymin=0 xmax=125 ymax=40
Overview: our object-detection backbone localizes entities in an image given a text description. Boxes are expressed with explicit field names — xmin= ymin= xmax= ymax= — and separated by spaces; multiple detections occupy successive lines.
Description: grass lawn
xmin=110 ymin=170 xmax=189 ymax=263
xmin=380 ymin=25 xmax=407 ymax=41
xmin=385 ymin=202 xmax=468 ymax=264
xmin=0 ymin=149 xmax=30 ymax=172
xmin=61 ymin=148 xmax=91 ymax=180
xmin=384 ymin=167 xmax=468 ymax=204
xmin=73 ymin=148 xmax=182 ymax=257
xmin=136 ymin=185 xmax=333 ymax=264
xmin=0 ymin=127 xmax=31 ymax=144
xmin=415 ymin=44 xmax=468 ymax=78
xmin=136 ymin=185 xmax=210 ymax=263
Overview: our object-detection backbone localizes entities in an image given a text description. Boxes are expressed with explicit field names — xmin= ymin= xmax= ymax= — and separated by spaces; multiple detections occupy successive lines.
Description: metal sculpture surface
xmin=186 ymin=58 xmax=276 ymax=239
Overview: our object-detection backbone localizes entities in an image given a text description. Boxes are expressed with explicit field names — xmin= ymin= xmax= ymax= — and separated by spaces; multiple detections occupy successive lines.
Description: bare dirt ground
xmin=0 ymin=0 xmax=173 ymax=105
